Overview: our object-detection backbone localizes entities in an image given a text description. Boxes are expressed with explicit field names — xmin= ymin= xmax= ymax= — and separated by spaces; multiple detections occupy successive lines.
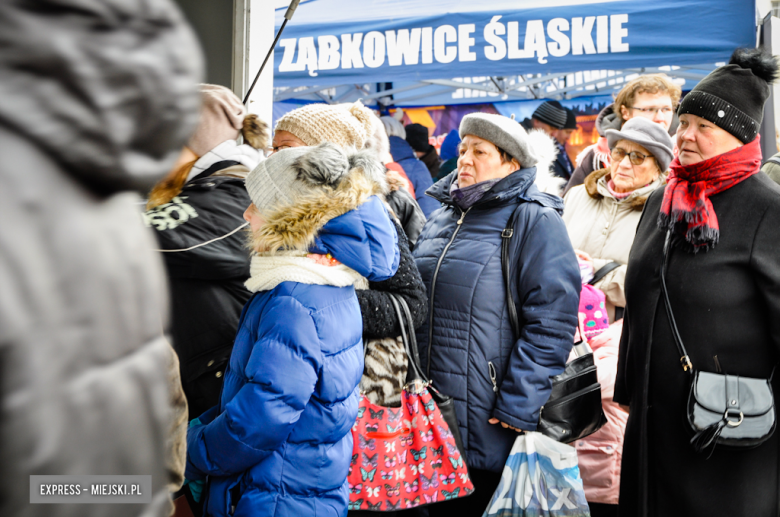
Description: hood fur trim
xmin=527 ymin=129 xmax=566 ymax=195
xmin=255 ymin=168 xmax=382 ymax=253
xmin=584 ymin=167 xmax=655 ymax=211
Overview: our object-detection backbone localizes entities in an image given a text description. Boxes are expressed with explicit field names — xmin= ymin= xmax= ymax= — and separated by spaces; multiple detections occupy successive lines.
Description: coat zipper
xmin=488 ymin=362 xmax=498 ymax=393
xmin=426 ymin=207 xmax=471 ymax=376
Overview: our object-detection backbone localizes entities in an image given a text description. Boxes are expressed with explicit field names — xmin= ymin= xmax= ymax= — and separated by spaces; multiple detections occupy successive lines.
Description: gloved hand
xmin=183 ymin=478 xmax=205 ymax=503
xmin=184 ymin=416 xmax=207 ymax=502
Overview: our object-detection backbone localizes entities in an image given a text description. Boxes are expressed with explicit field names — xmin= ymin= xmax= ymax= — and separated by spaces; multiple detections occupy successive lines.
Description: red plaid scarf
xmin=657 ymin=136 xmax=762 ymax=251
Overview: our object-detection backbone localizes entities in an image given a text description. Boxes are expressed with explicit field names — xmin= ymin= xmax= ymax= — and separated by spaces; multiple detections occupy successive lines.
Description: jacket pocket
xmin=575 ymin=441 xmax=619 ymax=489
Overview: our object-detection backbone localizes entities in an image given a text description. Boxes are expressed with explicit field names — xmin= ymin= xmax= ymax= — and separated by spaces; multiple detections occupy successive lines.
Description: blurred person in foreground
xmin=563 ymin=118 xmax=674 ymax=323
xmin=564 ymin=74 xmax=681 ymax=196
xmin=185 ymin=143 xmax=399 ymax=517
xmin=615 ymin=48 xmax=780 ymax=517
xmin=145 ymin=84 xmax=267 ymax=421
xmin=0 ymin=0 xmax=202 ymax=515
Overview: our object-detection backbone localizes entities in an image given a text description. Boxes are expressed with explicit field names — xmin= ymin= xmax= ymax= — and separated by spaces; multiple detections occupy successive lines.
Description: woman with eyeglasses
xmin=563 ymin=74 xmax=680 ymax=196
xmin=562 ymin=116 xmax=673 ymax=517
xmin=564 ymin=117 xmax=674 ymax=323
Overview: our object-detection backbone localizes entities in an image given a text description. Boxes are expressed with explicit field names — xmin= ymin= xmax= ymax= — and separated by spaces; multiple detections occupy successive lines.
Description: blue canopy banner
xmin=273 ymin=0 xmax=755 ymax=88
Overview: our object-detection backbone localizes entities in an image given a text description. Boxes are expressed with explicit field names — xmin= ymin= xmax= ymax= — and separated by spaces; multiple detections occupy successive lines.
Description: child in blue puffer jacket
xmin=185 ymin=143 xmax=399 ymax=517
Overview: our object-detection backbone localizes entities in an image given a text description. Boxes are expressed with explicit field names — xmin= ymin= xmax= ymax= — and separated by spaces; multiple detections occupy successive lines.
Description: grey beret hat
xmin=246 ymin=143 xmax=350 ymax=215
xmin=459 ymin=113 xmax=538 ymax=167
xmin=606 ymin=117 xmax=675 ymax=172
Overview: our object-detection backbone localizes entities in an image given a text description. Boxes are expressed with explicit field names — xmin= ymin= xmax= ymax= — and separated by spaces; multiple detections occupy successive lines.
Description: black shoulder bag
xmin=660 ymin=229 xmax=776 ymax=455
xmin=501 ymin=210 xmax=607 ymax=444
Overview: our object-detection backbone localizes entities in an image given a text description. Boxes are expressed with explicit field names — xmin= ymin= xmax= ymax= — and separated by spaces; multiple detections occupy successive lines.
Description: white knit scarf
xmin=244 ymin=251 xmax=368 ymax=293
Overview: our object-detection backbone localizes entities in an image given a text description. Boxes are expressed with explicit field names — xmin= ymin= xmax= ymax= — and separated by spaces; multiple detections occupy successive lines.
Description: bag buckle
xmin=681 ymin=356 xmax=693 ymax=372
xmin=724 ymin=408 xmax=744 ymax=428
xmin=501 ymin=228 xmax=513 ymax=239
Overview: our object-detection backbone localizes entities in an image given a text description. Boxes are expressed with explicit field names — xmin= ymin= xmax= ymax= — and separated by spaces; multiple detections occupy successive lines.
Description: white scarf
xmin=187 ymin=140 xmax=264 ymax=183
xmin=244 ymin=252 xmax=368 ymax=293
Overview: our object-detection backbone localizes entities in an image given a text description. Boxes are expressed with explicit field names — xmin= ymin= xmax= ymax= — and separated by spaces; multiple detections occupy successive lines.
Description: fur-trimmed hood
xmin=257 ymin=168 xmax=383 ymax=253
xmin=584 ymin=167 xmax=664 ymax=210
xmin=252 ymin=152 xmax=399 ymax=282
xmin=526 ymin=129 xmax=566 ymax=195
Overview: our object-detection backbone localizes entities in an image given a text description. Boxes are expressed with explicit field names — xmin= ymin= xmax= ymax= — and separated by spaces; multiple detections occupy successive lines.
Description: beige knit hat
xmin=187 ymin=84 xmax=246 ymax=156
xmin=274 ymin=101 xmax=375 ymax=149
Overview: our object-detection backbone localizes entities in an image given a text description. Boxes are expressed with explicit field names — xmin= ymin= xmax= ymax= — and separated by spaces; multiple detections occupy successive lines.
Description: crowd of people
xmin=2 ymin=2 xmax=780 ymax=516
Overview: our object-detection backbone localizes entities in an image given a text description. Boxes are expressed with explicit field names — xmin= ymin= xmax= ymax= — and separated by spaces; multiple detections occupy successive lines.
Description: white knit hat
xmin=246 ymin=143 xmax=352 ymax=216
xmin=274 ymin=101 xmax=375 ymax=149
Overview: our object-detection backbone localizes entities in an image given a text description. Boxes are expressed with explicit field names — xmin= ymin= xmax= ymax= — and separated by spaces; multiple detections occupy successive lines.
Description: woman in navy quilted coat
xmin=185 ymin=143 xmax=399 ymax=517
xmin=413 ymin=113 xmax=581 ymax=515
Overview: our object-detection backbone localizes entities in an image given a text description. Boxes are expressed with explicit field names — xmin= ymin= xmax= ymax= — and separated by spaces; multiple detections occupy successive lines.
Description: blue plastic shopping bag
xmin=482 ymin=432 xmax=591 ymax=517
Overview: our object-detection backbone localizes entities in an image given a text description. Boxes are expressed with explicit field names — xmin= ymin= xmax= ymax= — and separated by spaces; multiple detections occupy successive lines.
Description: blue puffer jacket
xmin=388 ymin=135 xmax=439 ymax=217
xmin=186 ymin=193 xmax=399 ymax=517
xmin=413 ymin=169 xmax=580 ymax=473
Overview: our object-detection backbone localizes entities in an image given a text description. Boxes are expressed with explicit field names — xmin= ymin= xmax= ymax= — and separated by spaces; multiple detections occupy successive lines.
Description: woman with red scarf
xmin=615 ymin=48 xmax=780 ymax=517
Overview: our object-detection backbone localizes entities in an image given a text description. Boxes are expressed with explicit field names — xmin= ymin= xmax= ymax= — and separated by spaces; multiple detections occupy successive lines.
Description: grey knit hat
xmin=606 ymin=117 xmax=675 ymax=172
xmin=459 ymin=113 xmax=538 ymax=167
xmin=532 ymin=100 xmax=567 ymax=129
xmin=246 ymin=143 xmax=351 ymax=216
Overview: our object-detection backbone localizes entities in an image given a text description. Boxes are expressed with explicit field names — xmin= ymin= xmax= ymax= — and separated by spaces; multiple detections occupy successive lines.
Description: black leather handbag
xmin=660 ymin=229 xmax=776 ymax=455
xmin=501 ymin=214 xmax=607 ymax=444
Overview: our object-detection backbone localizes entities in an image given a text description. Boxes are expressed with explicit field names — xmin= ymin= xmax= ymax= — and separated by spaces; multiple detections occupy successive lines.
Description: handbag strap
xmin=388 ymin=293 xmax=428 ymax=383
xmin=589 ymin=261 xmax=622 ymax=286
xmin=502 ymin=206 xmax=522 ymax=339
xmin=659 ymin=229 xmax=694 ymax=374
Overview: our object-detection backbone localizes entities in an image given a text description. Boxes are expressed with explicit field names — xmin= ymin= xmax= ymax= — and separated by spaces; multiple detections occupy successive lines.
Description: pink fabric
xmin=386 ymin=162 xmax=415 ymax=197
xmin=574 ymin=319 xmax=628 ymax=505
xmin=605 ymin=179 xmax=632 ymax=200
xmin=306 ymin=253 xmax=341 ymax=266
xmin=579 ymin=284 xmax=609 ymax=338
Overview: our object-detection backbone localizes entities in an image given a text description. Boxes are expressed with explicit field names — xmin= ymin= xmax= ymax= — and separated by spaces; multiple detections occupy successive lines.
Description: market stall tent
xmin=272 ymin=0 xmax=756 ymax=106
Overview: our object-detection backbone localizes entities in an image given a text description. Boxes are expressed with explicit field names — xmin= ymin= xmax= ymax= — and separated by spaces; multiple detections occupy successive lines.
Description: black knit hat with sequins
xmin=678 ymin=48 xmax=778 ymax=143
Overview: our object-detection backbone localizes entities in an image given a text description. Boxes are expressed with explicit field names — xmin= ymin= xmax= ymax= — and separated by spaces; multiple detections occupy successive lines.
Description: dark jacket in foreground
xmin=0 ymin=0 xmax=202 ymax=514
xmin=413 ymin=169 xmax=580 ymax=472
xmin=389 ymin=136 xmax=440 ymax=217
xmin=615 ymin=173 xmax=780 ymax=517
xmin=145 ymin=162 xmax=252 ymax=419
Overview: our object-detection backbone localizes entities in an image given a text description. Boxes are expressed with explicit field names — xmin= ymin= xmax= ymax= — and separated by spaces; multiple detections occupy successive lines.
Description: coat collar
xmin=584 ymin=168 xmax=663 ymax=211
xmin=427 ymin=166 xmax=564 ymax=213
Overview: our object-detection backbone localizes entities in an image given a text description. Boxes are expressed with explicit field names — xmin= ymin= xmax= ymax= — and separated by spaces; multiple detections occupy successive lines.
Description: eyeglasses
xmin=629 ymin=106 xmax=674 ymax=116
xmin=611 ymin=147 xmax=654 ymax=166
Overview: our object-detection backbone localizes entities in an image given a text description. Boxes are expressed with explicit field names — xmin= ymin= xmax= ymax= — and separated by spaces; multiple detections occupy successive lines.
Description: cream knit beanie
xmin=274 ymin=101 xmax=375 ymax=149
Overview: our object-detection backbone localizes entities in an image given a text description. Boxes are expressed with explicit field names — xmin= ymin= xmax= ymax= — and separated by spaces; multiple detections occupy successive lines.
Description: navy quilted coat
xmin=388 ymin=136 xmax=440 ymax=217
xmin=413 ymin=169 xmax=581 ymax=472
xmin=186 ymin=196 xmax=399 ymax=517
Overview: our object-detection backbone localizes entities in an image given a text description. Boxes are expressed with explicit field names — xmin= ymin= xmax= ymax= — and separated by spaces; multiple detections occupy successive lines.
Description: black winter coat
xmin=145 ymin=161 xmax=252 ymax=419
xmin=615 ymin=172 xmax=780 ymax=517
xmin=356 ymin=219 xmax=427 ymax=339
xmin=385 ymin=188 xmax=426 ymax=250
